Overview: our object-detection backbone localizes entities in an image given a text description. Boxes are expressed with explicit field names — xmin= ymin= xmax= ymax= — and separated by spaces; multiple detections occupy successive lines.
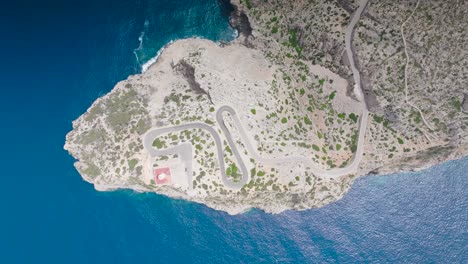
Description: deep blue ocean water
xmin=0 ymin=0 xmax=466 ymax=263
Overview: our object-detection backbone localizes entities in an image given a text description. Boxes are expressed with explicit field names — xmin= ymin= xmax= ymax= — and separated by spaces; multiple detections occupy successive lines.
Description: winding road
xmin=143 ymin=0 xmax=370 ymax=190
xmin=144 ymin=121 xmax=249 ymax=189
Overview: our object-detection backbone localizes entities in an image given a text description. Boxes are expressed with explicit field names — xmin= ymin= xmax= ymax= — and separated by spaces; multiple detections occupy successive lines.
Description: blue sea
xmin=0 ymin=0 xmax=466 ymax=263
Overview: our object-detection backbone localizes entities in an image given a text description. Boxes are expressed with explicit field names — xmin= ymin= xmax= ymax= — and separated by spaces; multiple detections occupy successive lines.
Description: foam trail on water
xmin=133 ymin=19 xmax=149 ymax=64
xmin=133 ymin=32 xmax=144 ymax=62
xmin=137 ymin=32 xmax=144 ymax=50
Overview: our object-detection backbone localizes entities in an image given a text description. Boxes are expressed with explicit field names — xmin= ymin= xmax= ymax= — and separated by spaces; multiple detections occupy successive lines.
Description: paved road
xmin=216 ymin=105 xmax=366 ymax=178
xmin=345 ymin=0 xmax=369 ymax=110
xmin=143 ymin=0 xmax=370 ymax=189
xmin=341 ymin=0 xmax=370 ymax=176
xmin=143 ymin=122 xmax=249 ymax=190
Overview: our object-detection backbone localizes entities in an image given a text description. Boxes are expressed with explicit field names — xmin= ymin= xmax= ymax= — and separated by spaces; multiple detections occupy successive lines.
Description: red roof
xmin=153 ymin=167 xmax=171 ymax=184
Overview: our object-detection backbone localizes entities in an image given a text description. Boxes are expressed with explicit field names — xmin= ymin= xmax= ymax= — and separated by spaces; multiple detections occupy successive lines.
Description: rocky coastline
xmin=65 ymin=0 xmax=468 ymax=214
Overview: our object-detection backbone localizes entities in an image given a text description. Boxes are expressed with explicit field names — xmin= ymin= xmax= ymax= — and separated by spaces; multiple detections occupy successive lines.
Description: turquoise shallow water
xmin=0 ymin=0 xmax=466 ymax=263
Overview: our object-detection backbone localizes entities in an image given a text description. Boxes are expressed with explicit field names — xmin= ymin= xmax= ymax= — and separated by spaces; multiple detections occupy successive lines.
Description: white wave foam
xmin=232 ymin=29 xmax=239 ymax=39
xmin=141 ymin=40 xmax=174 ymax=73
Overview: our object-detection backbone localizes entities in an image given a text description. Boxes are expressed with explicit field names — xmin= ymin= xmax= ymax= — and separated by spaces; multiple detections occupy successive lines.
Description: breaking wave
xmin=141 ymin=40 xmax=174 ymax=73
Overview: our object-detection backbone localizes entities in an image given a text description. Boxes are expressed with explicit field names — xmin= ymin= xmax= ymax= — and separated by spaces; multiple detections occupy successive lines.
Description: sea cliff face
xmin=65 ymin=0 xmax=468 ymax=214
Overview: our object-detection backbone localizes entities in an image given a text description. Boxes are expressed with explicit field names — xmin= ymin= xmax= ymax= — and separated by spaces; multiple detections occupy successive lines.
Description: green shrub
xmin=251 ymin=168 xmax=256 ymax=177
xmin=373 ymin=114 xmax=384 ymax=123
xmin=128 ymin=159 xmax=138 ymax=170
xmin=317 ymin=131 xmax=323 ymax=139
xmin=304 ymin=116 xmax=312 ymax=125
xmin=152 ymin=138 xmax=165 ymax=149
xmin=349 ymin=113 xmax=358 ymax=123
xmin=226 ymin=164 xmax=239 ymax=177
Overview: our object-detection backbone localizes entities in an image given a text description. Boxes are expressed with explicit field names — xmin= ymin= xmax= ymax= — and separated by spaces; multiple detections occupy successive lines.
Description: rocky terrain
xmin=231 ymin=0 xmax=468 ymax=171
xmin=65 ymin=0 xmax=467 ymax=214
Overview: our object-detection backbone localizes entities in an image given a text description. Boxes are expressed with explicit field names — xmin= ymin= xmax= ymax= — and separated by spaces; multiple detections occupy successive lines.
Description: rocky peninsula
xmin=65 ymin=0 xmax=468 ymax=214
